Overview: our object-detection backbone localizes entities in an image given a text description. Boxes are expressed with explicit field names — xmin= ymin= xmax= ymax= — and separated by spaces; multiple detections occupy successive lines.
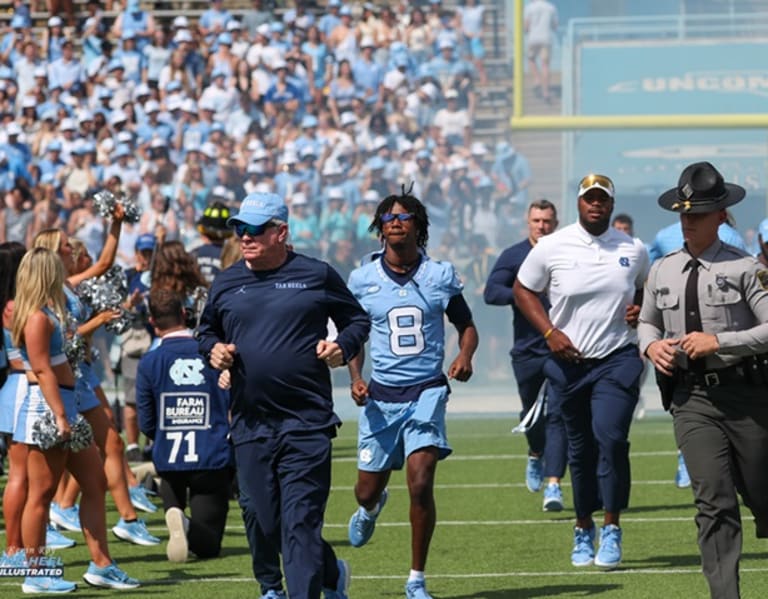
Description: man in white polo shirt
xmin=513 ymin=174 xmax=650 ymax=570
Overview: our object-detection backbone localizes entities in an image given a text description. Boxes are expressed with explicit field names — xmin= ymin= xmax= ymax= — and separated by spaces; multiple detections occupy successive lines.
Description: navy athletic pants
xmin=544 ymin=344 xmax=643 ymax=518
xmin=512 ymin=353 xmax=568 ymax=479
xmin=235 ymin=428 xmax=341 ymax=599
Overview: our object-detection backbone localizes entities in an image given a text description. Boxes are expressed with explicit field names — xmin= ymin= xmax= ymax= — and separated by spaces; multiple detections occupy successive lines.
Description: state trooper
xmin=638 ymin=161 xmax=768 ymax=599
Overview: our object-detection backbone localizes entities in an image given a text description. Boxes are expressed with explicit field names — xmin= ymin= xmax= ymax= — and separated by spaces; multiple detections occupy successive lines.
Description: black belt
xmin=675 ymin=363 xmax=746 ymax=388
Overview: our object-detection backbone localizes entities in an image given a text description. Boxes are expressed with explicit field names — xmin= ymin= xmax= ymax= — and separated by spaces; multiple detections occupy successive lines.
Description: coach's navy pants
xmin=512 ymin=354 xmax=568 ymax=479
xmin=544 ymin=344 xmax=642 ymax=519
xmin=235 ymin=429 xmax=341 ymax=599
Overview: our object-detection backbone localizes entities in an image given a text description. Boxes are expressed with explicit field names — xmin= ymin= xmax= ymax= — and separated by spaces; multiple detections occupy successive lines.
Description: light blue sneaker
xmin=571 ymin=526 xmax=596 ymax=567
xmin=112 ymin=518 xmax=161 ymax=546
xmin=82 ymin=561 xmax=139 ymax=589
xmin=675 ymin=453 xmax=691 ymax=489
xmin=595 ymin=524 xmax=622 ymax=569
xmin=22 ymin=575 xmax=76 ymax=594
xmin=525 ymin=455 xmax=543 ymax=492
xmin=542 ymin=482 xmax=564 ymax=512
xmin=49 ymin=503 xmax=81 ymax=532
xmin=45 ymin=524 xmax=76 ymax=550
xmin=405 ymin=579 xmax=434 ymax=599
xmin=322 ymin=558 xmax=350 ymax=599
xmin=1 ymin=550 xmax=27 ymax=570
xmin=129 ymin=485 xmax=158 ymax=513
xmin=259 ymin=590 xmax=287 ymax=599
xmin=348 ymin=489 xmax=388 ymax=547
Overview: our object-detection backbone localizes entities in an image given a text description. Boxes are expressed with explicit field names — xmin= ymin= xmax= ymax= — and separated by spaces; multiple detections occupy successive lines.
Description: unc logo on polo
xmin=169 ymin=358 xmax=205 ymax=386
xmin=619 ymin=257 xmax=630 ymax=267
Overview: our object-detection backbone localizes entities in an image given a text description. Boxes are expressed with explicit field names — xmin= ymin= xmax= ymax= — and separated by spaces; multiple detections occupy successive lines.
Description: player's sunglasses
xmin=234 ymin=222 xmax=277 ymax=238
xmin=578 ymin=174 xmax=614 ymax=197
xmin=380 ymin=212 xmax=414 ymax=224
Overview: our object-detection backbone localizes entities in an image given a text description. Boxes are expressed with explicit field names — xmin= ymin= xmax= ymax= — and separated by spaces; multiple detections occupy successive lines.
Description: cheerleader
xmin=12 ymin=247 xmax=139 ymax=593
xmin=34 ymin=216 xmax=161 ymax=547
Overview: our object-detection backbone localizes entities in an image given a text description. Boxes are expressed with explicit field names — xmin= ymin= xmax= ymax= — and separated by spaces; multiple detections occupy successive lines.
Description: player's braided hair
xmin=368 ymin=182 xmax=430 ymax=249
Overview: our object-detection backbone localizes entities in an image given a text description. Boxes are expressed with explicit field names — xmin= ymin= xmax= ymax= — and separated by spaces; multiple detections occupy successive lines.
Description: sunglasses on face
xmin=578 ymin=173 xmax=615 ymax=197
xmin=380 ymin=212 xmax=414 ymax=224
xmin=579 ymin=173 xmax=613 ymax=188
xmin=234 ymin=221 xmax=277 ymax=237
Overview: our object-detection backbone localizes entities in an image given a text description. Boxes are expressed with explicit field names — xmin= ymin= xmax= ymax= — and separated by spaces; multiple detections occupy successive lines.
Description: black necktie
xmin=684 ymin=258 xmax=704 ymax=372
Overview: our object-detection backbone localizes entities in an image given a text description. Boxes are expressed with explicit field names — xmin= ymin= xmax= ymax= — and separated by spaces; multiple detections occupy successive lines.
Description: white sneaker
xmin=165 ymin=507 xmax=189 ymax=563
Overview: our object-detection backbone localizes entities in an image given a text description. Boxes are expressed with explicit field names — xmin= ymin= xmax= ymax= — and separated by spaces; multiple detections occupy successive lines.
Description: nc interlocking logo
xmin=0 ymin=554 xmax=64 ymax=577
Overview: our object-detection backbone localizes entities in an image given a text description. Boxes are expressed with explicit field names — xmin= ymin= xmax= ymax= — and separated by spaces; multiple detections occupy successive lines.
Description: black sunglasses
xmin=234 ymin=221 xmax=277 ymax=237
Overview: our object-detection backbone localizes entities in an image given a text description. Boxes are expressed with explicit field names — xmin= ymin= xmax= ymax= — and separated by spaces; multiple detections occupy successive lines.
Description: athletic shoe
xmin=1 ymin=551 xmax=26 ymax=570
xmin=125 ymin=446 xmax=142 ymax=463
xmin=259 ymin=590 xmax=287 ymax=599
xmin=82 ymin=561 xmax=140 ymax=589
xmin=22 ymin=575 xmax=76 ymax=594
xmin=405 ymin=579 xmax=434 ymax=599
xmin=571 ymin=526 xmax=596 ymax=567
xmin=594 ymin=524 xmax=622 ymax=569
xmin=112 ymin=518 xmax=161 ymax=546
xmin=45 ymin=524 xmax=76 ymax=550
xmin=322 ymin=559 xmax=350 ymax=599
xmin=49 ymin=503 xmax=82 ymax=532
xmin=675 ymin=453 xmax=691 ymax=489
xmin=165 ymin=507 xmax=189 ymax=563
xmin=542 ymin=482 xmax=564 ymax=512
xmin=348 ymin=488 xmax=388 ymax=547
xmin=129 ymin=485 xmax=158 ymax=513
xmin=525 ymin=455 xmax=543 ymax=492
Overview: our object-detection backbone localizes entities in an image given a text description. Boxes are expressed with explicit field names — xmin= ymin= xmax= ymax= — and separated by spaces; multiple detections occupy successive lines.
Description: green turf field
xmin=2 ymin=417 xmax=767 ymax=597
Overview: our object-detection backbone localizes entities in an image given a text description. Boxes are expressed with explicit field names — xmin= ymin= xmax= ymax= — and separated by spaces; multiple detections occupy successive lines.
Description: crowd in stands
xmin=0 ymin=0 xmax=531 ymax=272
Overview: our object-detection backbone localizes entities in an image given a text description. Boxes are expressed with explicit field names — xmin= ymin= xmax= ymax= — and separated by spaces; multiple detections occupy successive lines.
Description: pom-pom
xmin=63 ymin=331 xmax=86 ymax=378
xmin=91 ymin=189 xmax=142 ymax=224
xmin=67 ymin=414 xmax=94 ymax=452
xmin=76 ymin=266 xmax=131 ymax=334
xmin=31 ymin=412 xmax=94 ymax=451
xmin=31 ymin=412 xmax=66 ymax=450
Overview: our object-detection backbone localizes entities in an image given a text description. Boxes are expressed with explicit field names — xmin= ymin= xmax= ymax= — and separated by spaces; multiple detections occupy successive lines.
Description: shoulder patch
xmin=757 ymin=270 xmax=768 ymax=291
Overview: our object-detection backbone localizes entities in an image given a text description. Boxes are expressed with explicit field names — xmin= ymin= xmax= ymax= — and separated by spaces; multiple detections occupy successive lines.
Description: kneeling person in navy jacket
xmin=136 ymin=289 xmax=234 ymax=562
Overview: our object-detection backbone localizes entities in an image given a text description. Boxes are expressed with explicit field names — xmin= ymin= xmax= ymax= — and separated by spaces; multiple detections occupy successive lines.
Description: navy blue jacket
xmin=197 ymin=252 xmax=370 ymax=444
xmin=136 ymin=335 xmax=233 ymax=471
xmin=484 ymin=239 xmax=550 ymax=359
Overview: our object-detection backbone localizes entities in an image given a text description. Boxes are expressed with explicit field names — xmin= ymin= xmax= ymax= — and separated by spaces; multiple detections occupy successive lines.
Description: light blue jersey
xmin=347 ymin=255 xmax=463 ymax=387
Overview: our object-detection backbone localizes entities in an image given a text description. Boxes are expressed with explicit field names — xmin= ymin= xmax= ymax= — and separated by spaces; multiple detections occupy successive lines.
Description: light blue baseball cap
xmin=114 ymin=144 xmax=131 ymax=158
xmin=300 ymin=114 xmax=318 ymax=129
xmin=227 ymin=192 xmax=288 ymax=227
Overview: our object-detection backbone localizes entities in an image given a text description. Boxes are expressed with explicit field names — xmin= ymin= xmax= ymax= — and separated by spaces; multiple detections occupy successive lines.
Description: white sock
xmin=408 ymin=570 xmax=425 ymax=583
xmin=363 ymin=497 xmax=383 ymax=517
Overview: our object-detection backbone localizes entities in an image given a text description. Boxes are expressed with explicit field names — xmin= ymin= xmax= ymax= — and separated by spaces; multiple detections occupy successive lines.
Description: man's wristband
xmin=543 ymin=327 xmax=555 ymax=340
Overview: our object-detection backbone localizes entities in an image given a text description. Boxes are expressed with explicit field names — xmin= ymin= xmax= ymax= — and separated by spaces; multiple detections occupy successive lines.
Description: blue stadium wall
xmin=568 ymin=38 xmax=768 ymax=243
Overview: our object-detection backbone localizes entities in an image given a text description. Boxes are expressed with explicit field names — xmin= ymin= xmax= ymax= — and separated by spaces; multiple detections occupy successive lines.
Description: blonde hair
xmin=68 ymin=237 xmax=87 ymax=265
xmin=11 ymin=247 xmax=67 ymax=348
xmin=33 ymin=228 xmax=63 ymax=253
xmin=220 ymin=235 xmax=243 ymax=270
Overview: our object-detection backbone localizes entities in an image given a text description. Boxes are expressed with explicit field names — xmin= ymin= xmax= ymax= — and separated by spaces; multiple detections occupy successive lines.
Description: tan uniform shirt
xmin=638 ymin=240 xmax=768 ymax=369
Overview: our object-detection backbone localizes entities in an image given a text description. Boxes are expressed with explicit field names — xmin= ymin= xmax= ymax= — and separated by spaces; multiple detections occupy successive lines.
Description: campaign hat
xmin=658 ymin=161 xmax=744 ymax=213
